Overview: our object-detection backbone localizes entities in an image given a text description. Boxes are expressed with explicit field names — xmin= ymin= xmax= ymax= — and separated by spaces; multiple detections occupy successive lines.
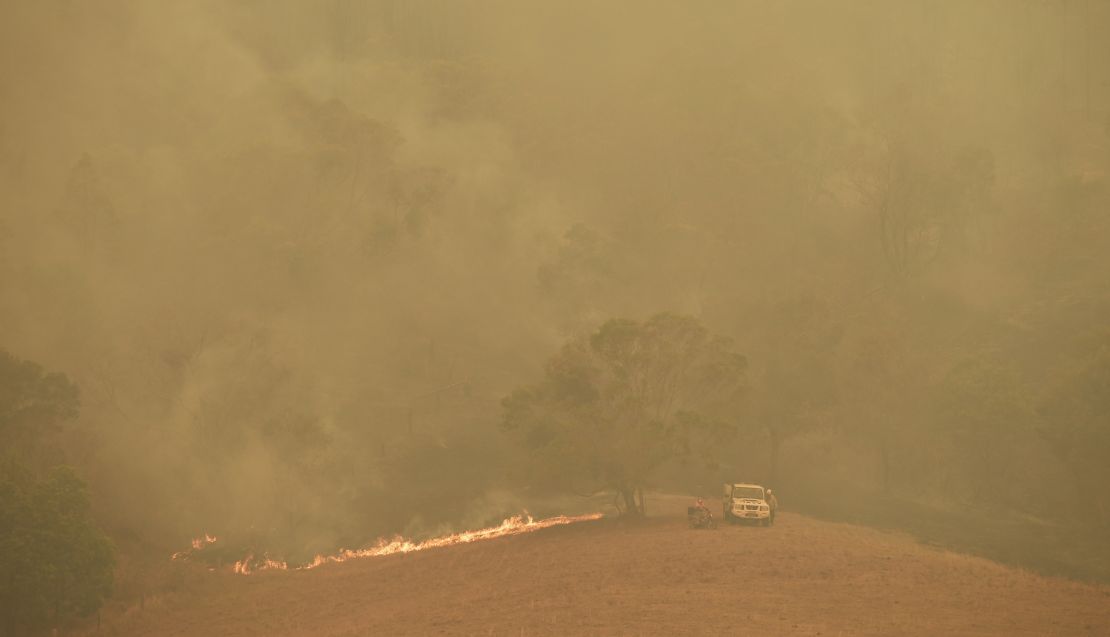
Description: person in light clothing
xmin=765 ymin=489 xmax=779 ymax=525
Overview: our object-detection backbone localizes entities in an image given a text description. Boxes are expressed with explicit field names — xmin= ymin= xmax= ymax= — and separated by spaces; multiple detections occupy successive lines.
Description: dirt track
xmin=102 ymin=497 xmax=1110 ymax=636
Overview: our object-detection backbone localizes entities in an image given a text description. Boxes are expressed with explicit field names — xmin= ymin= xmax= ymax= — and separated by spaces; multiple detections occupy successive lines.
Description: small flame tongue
xmin=191 ymin=533 xmax=217 ymax=550
xmin=172 ymin=512 xmax=604 ymax=575
xmin=172 ymin=533 xmax=218 ymax=560
xmin=234 ymin=555 xmax=288 ymax=575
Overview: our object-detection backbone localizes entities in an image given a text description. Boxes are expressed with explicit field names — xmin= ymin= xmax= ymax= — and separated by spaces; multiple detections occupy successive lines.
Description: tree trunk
xmin=635 ymin=487 xmax=646 ymax=516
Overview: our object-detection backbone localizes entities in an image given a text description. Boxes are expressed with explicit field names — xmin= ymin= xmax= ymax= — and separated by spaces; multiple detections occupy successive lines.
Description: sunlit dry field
xmin=96 ymin=498 xmax=1110 ymax=637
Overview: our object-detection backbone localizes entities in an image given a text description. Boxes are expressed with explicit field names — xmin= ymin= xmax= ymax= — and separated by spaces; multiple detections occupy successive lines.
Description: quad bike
xmin=687 ymin=506 xmax=717 ymax=529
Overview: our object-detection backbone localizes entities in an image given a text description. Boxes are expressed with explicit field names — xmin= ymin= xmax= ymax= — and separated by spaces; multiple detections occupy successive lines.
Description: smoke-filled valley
xmin=1 ymin=1 xmax=1109 ymax=633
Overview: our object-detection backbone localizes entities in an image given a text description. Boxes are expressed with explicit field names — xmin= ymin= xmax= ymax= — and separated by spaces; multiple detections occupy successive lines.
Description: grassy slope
xmin=86 ymin=495 xmax=1110 ymax=637
xmin=788 ymin=485 xmax=1110 ymax=583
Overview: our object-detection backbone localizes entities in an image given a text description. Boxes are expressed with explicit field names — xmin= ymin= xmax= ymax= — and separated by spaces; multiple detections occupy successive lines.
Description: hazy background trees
xmin=0 ymin=0 xmax=1108 ymax=602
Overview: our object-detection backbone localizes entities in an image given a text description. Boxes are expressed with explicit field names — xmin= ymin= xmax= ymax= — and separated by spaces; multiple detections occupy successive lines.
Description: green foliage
xmin=0 ymin=349 xmax=80 ymax=464
xmin=0 ymin=465 xmax=115 ymax=633
xmin=502 ymin=314 xmax=746 ymax=514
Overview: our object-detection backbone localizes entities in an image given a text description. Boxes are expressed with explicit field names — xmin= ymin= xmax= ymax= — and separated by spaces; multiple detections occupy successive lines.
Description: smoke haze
xmin=1 ymin=0 xmax=1108 ymax=576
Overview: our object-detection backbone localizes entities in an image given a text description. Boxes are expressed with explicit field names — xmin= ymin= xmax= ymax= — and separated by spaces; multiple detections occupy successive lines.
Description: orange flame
xmin=171 ymin=533 xmax=218 ymax=560
xmin=192 ymin=533 xmax=217 ymax=550
xmin=233 ymin=554 xmax=289 ymax=575
xmin=296 ymin=513 xmax=604 ymax=572
xmin=171 ymin=513 xmax=603 ymax=574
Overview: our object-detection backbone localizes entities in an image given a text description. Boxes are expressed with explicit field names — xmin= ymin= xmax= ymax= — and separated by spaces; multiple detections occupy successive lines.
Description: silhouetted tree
xmin=0 ymin=349 xmax=80 ymax=469
xmin=502 ymin=314 xmax=746 ymax=515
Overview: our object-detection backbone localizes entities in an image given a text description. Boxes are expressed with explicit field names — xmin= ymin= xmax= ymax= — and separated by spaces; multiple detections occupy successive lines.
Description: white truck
xmin=722 ymin=483 xmax=771 ymax=525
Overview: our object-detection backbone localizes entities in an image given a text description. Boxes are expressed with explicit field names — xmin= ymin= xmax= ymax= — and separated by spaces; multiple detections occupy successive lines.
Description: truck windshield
xmin=732 ymin=487 xmax=764 ymax=500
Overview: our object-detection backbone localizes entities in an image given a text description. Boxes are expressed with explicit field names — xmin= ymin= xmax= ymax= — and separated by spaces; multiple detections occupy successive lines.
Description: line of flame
xmin=219 ymin=512 xmax=604 ymax=575
xmin=295 ymin=512 xmax=604 ymax=572
xmin=172 ymin=512 xmax=604 ymax=575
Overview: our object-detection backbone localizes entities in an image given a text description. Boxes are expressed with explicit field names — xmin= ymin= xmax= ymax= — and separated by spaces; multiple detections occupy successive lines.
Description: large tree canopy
xmin=0 ymin=465 xmax=115 ymax=634
xmin=502 ymin=314 xmax=746 ymax=515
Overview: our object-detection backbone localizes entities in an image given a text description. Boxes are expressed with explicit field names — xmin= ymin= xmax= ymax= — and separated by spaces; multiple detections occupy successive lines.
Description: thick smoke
xmin=1 ymin=1 xmax=1108 ymax=565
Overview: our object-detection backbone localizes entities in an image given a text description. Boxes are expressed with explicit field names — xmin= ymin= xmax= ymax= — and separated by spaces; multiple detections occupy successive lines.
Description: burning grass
xmin=172 ymin=512 xmax=605 ymax=575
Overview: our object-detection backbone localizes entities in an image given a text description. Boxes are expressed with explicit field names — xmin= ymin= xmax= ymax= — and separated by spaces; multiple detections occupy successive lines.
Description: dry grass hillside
xmin=92 ymin=497 xmax=1110 ymax=636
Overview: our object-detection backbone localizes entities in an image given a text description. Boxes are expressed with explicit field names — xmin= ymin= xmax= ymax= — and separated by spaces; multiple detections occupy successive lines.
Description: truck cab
xmin=722 ymin=483 xmax=771 ymax=525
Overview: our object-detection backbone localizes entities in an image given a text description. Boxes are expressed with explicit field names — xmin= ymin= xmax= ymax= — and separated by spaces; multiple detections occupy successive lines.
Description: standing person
xmin=765 ymin=488 xmax=779 ymax=525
